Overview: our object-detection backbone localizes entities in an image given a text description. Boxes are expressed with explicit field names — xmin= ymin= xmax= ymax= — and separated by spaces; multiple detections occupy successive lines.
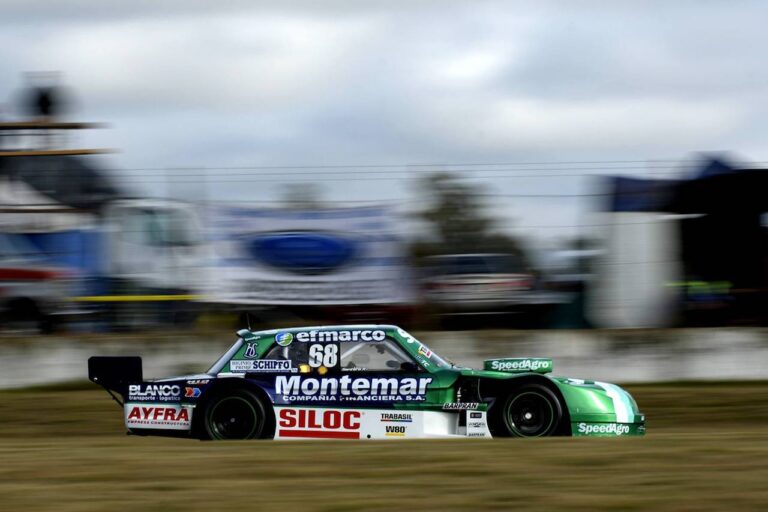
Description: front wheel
xmin=501 ymin=385 xmax=562 ymax=437
xmin=203 ymin=389 xmax=270 ymax=440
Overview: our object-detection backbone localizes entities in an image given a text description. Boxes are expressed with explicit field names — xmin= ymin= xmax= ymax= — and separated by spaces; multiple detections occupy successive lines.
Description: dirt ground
xmin=0 ymin=382 xmax=767 ymax=511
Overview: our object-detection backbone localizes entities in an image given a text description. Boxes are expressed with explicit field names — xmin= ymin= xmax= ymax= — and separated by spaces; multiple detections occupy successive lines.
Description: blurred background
xmin=3 ymin=1 xmax=768 ymax=387
xmin=4 ymin=4 xmax=768 ymax=511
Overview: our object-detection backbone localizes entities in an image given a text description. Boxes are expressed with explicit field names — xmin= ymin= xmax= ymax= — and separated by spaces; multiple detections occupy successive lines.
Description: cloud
xmin=2 ymin=1 xmax=768 ymax=241
xmin=411 ymin=95 xmax=745 ymax=154
xmin=1 ymin=13 xmax=386 ymax=112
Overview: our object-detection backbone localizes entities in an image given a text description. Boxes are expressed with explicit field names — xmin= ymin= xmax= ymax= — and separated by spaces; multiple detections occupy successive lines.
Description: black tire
xmin=202 ymin=389 xmax=270 ymax=440
xmin=500 ymin=384 xmax=562 ymax=437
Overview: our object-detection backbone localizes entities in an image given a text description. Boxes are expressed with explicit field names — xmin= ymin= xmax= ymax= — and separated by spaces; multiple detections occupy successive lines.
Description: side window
xmin=120 ymin=209 xmax=146 ymax=245
xmin=340 ymin=338 xmax=416 ymax=371
xmin=264 ymin=343 xmax=309 ymax=364
xmin=263 ymin=343 xmax=338 ymax=369
xmin=261 ymin=337 xmax=420 ymax=372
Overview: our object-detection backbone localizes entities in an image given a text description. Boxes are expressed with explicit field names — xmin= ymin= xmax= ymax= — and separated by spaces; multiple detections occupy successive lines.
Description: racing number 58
xmin=308 ymin=344 xmax=338 ymax=368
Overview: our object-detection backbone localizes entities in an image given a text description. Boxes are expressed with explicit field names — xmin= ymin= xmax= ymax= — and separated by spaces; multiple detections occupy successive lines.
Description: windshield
xmin=122 ymin=208 xmax=200 ymax=247
xmin=206 ymin=338 xmax=243 ymax=374
xmin=393 ymin=328 xmax=455 ymax=370
xmin=419 ymin=341 xmax=455 ymax=370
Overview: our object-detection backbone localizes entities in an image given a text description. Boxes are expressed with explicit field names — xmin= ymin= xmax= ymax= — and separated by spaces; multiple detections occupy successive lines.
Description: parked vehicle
xmin=0 ymin=233 xmax=74 ymax=331
xmin=420 ymin=253 xmax=564 ymax=327
xmin=422 ymin=254 xmax=534 ymax=313
xmin=7 ymin=200 xmax=207 ymax=330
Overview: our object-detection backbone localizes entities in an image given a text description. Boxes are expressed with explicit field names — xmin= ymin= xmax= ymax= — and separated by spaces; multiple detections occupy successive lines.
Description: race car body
xmin=88 ymin=325 xmax=645 ymax=440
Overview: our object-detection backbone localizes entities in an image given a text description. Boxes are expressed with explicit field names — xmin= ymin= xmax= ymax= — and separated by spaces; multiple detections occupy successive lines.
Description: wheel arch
xmin=478 ymin=374 xmax=572 ymax=436
xmin=192 ymin=378 xmax=275 ymax=439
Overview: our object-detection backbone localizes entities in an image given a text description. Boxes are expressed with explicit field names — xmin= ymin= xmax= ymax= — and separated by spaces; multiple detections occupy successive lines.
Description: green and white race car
xmin=89 ymin=325 xmax=645 ymax=440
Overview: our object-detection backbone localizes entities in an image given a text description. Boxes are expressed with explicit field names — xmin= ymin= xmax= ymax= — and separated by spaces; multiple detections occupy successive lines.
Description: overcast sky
xmin=1 ymin=0 xmax=767 ymax=247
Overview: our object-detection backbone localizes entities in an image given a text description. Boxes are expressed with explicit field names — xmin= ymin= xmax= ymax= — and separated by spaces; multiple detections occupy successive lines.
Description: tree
xmin=280 ymin=183 xmax=324 ymax=209
xmin=412 ymin=172 xmax=526 ymax=260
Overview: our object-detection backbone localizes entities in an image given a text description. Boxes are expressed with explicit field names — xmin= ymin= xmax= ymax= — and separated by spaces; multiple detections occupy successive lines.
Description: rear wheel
xmin=501 ymin=385 xmax=562 ymax=437
xmin=203 ymin=389 xmax=268 ymax=440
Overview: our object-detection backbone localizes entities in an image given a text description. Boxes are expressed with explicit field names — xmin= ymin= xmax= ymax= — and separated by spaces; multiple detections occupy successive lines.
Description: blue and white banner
xmin=205 ymin=206 xmax=414 ymax=305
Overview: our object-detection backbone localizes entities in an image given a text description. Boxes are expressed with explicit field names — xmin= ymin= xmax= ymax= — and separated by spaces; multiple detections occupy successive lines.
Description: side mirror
xmin=400 ymin=361 xmax=420 ymax=372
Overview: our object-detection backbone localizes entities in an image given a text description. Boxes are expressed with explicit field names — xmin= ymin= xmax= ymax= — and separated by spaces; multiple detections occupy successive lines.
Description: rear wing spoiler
xmin=88 ymin=356 xmax=143 ymax=406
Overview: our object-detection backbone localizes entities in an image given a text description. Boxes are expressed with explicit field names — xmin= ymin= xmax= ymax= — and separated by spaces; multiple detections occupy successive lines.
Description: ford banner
xmin=204 ymin=206 xmax=415 ymax=305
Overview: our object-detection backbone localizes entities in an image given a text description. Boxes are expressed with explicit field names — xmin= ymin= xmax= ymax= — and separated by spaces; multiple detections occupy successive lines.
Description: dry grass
xmin=0 ymin=383 xmax=767 ymax=511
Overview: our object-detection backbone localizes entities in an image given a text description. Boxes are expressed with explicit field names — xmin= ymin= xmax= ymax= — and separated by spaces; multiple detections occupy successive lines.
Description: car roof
xmin=245 ymin=324 xmax=399 ymax=337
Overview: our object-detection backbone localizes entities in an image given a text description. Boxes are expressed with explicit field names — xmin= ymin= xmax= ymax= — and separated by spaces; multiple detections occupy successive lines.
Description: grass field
xmin=1 ymin=382 xmax=767 ymax=511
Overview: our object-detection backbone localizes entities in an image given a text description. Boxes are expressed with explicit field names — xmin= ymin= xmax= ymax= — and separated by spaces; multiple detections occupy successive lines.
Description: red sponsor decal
xmin=127 ymin=406 xmax=189 ymax=423
xmin=278 ymin=409 xmax=361 ymax=439
xmin=279 ymin=429 xmax=359 ymax=439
